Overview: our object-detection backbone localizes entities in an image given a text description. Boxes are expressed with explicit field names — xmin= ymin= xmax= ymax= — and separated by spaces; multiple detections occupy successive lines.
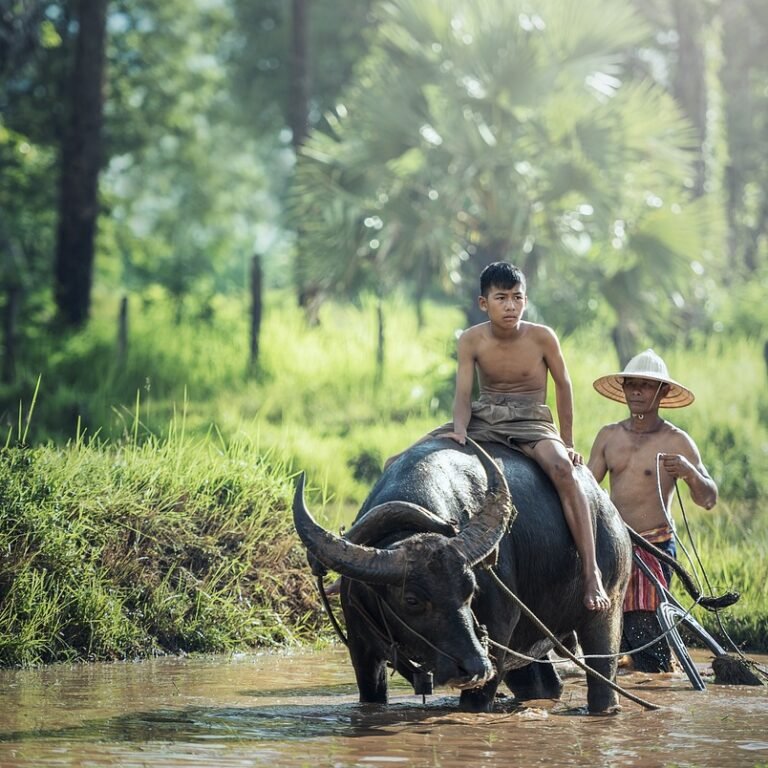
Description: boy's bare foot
xmin=325 ymin=577 xmax=341 ymax=597
xmin=584 ymin=573 xmax=611 ymax=611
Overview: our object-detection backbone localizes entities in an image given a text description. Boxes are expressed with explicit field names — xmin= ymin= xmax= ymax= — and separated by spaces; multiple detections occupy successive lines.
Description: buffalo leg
xmin=347 ymin=638 xmax=389 ymax=703
xmin=504 ymin=660 xmax=563 ymax=701
xmin=458 ymin=679 xmax=498 ymax=712
xmin=577 ymin=610 xmax=622 ymax=714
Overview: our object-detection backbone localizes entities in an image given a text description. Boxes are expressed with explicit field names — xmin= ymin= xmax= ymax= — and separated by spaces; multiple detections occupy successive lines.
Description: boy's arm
xmin=541 ymin=328 xmax=575 ymax=448
xmin=447 ymin=331 xmax=476 ymax=444
xmin=587 ymin=428 xmax=609 ymax=483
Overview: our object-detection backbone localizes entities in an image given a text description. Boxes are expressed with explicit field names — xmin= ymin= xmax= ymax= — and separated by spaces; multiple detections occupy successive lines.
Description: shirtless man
xmin=433 ymin=261 xmax=610 ymax=611
xmin=588 ymin=349 xmax=717 ymax=670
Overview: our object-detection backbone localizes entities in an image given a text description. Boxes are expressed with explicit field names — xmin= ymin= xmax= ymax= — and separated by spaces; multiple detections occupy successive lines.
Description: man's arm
xmin=660 ymin=434 xmax=718 ymax=510
xmin=541 ymin=327 xmax=575 ymax=448
xmin=446 ymin=330 xmax=476 ymax=444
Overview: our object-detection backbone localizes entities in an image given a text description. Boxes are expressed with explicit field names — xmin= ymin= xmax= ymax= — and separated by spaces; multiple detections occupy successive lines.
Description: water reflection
xmin=0 ymin=647 xmax=766 ymax=767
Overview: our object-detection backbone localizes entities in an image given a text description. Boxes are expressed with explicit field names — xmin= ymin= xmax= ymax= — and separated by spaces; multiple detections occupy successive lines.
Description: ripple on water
xmin=0 ymin=648 xmax=765 ymax=768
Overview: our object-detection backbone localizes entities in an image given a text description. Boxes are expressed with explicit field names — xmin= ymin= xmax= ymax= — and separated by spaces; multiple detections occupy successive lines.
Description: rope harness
xmin=316 ymin=569 xmax=660 ymax=711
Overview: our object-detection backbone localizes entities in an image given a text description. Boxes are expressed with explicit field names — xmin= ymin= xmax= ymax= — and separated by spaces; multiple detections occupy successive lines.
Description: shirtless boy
xmin=588 ymin=349 xmax=717 ymax=669
xmin=434 ymin=261 xmax=610 ymax=611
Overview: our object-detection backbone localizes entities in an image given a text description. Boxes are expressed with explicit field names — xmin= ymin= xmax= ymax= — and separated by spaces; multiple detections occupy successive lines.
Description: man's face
xmin=621 ymin=377 xmax=669 ymax=413
xmin=478 ymin=282 xmax=527 ymax=328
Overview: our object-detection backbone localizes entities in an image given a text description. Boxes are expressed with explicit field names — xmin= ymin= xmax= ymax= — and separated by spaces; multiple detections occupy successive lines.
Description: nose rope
xmin=374 ymin=590 xmax=480 ymax=666
xmin=340 ymin=582 xmax=479 ymax=675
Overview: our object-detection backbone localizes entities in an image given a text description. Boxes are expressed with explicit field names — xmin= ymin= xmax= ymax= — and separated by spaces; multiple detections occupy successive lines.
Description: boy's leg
xmin=526 ymin=439 xmax=611 ymax=611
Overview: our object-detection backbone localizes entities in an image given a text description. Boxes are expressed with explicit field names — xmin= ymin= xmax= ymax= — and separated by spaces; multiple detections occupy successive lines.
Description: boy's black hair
xmin=479 ymin=261 xmax=526 ymax=297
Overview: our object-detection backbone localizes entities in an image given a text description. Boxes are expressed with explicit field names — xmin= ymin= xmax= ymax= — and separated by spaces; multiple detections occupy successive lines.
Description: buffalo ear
xmin=345 ymin=501 xmax=459 ymax=546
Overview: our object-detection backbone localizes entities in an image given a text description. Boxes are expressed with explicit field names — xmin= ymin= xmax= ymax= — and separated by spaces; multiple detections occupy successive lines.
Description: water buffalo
xmin=293 ymin=437 xmax=632 ymax=713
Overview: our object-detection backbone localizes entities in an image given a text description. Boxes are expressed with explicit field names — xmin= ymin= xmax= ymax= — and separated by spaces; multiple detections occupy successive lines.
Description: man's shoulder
xmin=660 ymin=420 xmax=698 ymax=446
xmin=596 ymin=421 xmax=626 ymax=439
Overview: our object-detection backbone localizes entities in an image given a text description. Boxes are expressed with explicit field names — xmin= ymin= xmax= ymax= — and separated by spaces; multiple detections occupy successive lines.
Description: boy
xmin=433 ymin=261 xmax=609 ymax=611
xmin=588 ymin=349 xmax=717 ymax=669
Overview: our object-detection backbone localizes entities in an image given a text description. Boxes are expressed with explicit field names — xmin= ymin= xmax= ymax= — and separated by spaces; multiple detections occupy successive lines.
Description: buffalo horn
xmin=292 ymin=473 xmax=408 ymax=585
xmin=453 ymin=438 xmax=515 ymax=566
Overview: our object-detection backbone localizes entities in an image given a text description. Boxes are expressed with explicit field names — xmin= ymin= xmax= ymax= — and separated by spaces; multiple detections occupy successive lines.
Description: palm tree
xmin=291 ymin=0 xmax=706 ymax=363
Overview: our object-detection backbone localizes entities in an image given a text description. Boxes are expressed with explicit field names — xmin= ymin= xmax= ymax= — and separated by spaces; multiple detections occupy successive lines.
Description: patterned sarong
xmin=623 ymin=524 xmax=674 ymax=612
xmin=430 ymin=393 xmax=565 ymax=451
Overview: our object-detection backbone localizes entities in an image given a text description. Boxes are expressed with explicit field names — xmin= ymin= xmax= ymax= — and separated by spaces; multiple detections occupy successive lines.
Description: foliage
xmin=291 ymin=0 xmax=712 ymax=356
xmin=0 ymin=428 xmax=321 ymax=666
xmin=227 ymin=0 xmax=375 ymax=138
xmin=0 ymin=292 xmax=766 ymax=660
xmin=0 ymin=121 xmax=57 ymax=304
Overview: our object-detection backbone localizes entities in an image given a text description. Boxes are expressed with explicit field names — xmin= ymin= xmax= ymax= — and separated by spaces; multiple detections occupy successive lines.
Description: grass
xmin=0 ymin=288 xmax=766 ymax=662
xmin=0 ymin=426 xmax=324 ymax=666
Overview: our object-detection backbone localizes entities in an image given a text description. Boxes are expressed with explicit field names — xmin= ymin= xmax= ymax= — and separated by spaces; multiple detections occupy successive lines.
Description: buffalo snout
xmin=444 ymin=656 xmax=495 ymax=690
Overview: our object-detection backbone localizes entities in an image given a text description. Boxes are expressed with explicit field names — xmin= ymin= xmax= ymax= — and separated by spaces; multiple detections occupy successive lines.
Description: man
xmin=588 ymin=349 xmax=718 ymax=671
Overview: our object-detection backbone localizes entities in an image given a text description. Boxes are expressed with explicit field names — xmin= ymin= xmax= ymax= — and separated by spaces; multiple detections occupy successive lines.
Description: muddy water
xmin=0 ymin=646 xmax=766 ymax=768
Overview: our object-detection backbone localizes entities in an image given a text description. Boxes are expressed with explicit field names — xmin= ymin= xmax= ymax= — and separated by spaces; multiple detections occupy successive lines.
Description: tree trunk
xmin=249 ymin=253 xmax=263 ymax=374
xmin=463 ymin=238 xmax=510 ymax=326
xmin=116 ymin=295 xmax=128 ymax=368
xmin=375 ymin=293 xmax=385 ymax=385
xmin=671 ymin=0 xmax=707 ymax=197
xmin=610 ymin=323 xmax=640 ymax=369
xmin=289 ymin=0 xmax=309 ymax=148
xmin=53 ymin=0 xmax=108 ymax=329
xmin=721 ymin=1 xmax=758 ymax=274
xmin=290 ymin=0 xmax=319 ymax=319
xmin=2 ymin=284 xmax=22 ymax=384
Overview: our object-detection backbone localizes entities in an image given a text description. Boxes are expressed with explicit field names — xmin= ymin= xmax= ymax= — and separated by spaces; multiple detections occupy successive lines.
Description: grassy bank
xmin=0 ymin=430 xmax=323 ymax=666
xmin=0 ymin=290 xmax=766 ymax=662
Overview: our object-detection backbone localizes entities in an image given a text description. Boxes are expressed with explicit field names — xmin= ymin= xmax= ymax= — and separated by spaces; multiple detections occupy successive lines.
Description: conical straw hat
xmin=592 ymin=349 xmax=694 ymax=408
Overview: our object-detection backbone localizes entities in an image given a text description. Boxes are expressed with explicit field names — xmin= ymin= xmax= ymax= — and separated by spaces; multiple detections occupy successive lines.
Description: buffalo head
xmin=293 ymin=439 xmax=515 ymax=693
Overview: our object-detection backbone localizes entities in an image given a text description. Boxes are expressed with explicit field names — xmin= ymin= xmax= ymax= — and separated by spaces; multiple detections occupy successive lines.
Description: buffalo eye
xmin=402 ymin=592 xmax=426 ymax=613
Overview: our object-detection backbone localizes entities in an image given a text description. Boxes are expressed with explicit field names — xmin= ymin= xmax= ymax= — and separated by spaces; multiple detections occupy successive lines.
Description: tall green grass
xmin=1 ymin=289 xmax=766 ymax=658
xmin=0 ymin=422 xmax=324 ymax=666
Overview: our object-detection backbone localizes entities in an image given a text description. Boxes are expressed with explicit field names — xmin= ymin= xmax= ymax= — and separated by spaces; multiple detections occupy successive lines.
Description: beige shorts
xmin=430 ymin=393 xmax=565 ymax=455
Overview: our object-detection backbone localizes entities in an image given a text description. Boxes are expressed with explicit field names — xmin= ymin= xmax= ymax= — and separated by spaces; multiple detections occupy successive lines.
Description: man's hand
xmin=440 ymin=431 xmax=467 ymax=445
xmin=660 ymin=452 xmax=694 ymax=480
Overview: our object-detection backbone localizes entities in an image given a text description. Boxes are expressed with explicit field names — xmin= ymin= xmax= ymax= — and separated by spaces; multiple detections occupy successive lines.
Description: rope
xmin=655 ymin=452 xmax=704 ymax=593
xmin=489 ymin=593 xmax=705 ymax=665
xmin=316 ymin=576 xmax=348 ymax=646
xmin=670 ymin=482 xmax=767 ymax=680
xmin=485 ymin=567 xmax=660 ymax=711
xmin=654 ymin=458 xmax=766 ymax=682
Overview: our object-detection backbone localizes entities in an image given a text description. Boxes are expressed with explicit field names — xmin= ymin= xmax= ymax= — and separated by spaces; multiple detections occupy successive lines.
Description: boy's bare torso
xmin=597 ymin=420 xmax=690 ymax=532
xmin=468 ymin=321 xmax=549 ymax=401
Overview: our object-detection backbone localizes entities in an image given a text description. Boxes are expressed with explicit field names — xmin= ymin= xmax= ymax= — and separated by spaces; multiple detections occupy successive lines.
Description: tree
xmin=291 ymin=0 xmax=705 ymax=362
xmin=53 ymin=0 xmax=108 ymax=328
xmin=720 ymin=0 xmax=768 ymax=276
xmin=227 ymin=0 xmax=374 ymax=315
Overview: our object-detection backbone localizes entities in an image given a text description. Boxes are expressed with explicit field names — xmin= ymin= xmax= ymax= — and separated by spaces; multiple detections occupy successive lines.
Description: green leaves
xmin=291 ymin=0 xmax=705 ymax=344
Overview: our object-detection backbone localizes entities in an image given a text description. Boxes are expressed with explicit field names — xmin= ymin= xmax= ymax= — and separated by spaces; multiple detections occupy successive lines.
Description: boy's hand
xmin=566 ymin=446 xmax=584 ymax=466
xmin=440 ymin=431 xmax=467 ymax=445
